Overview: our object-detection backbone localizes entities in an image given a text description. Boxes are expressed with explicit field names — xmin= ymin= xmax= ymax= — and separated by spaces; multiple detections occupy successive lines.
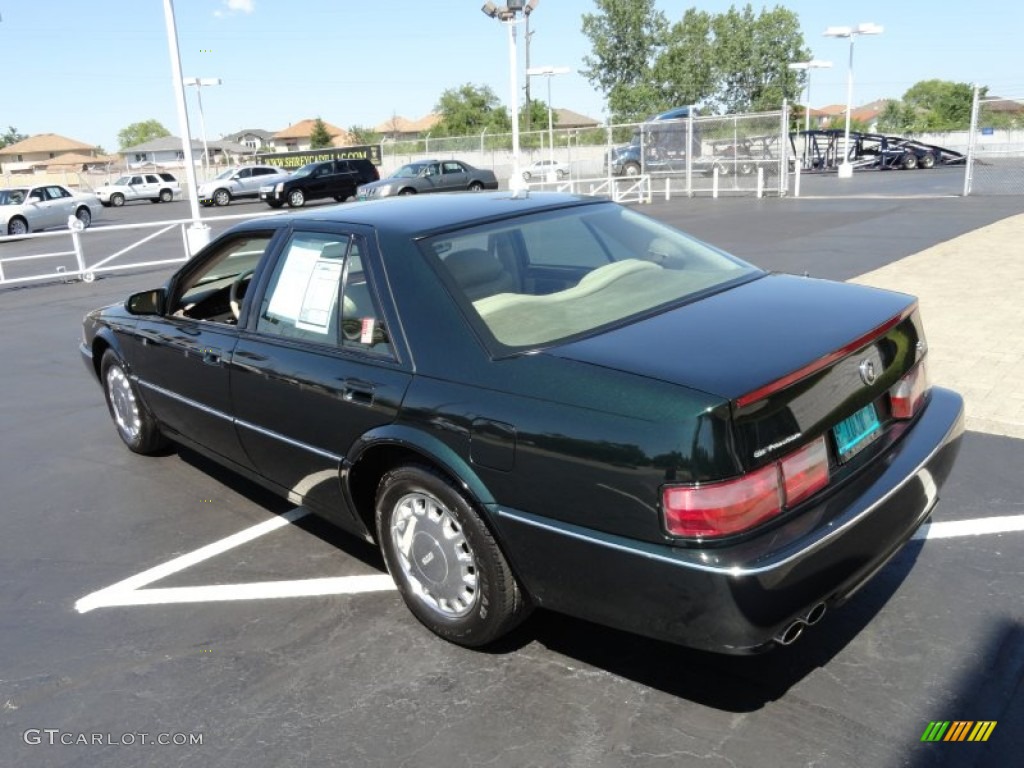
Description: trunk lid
xmin=548 ymin=273 xmax=925 ymax=469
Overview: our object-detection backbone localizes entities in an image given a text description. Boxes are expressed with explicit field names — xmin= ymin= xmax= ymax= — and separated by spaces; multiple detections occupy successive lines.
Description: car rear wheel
xmin=288 ymin=189 xmax=306 ymax=207
xmin=159 ymin=189 xmax=173 ymax=203
xmin=918 ymin=152 xmax=936 ymax=169
xmin=468 ymin=181 xmax=484 ymax=192
xmin=111 ymin=193 xmax=125 ymax=207
xmin=376 ymin=464 xmax=531 ymax=647
xmin=522 ymin=171 xmax=533 ymax=181
xmin=75 ymin=206 xmax=92 ymax=229
xmin=214 ymin=189 xmax=231 ymax=206
xmin=7 ymin=217 xmax=28 ymax=236
xmin=100 ymin=350 xmax=166 ymax=455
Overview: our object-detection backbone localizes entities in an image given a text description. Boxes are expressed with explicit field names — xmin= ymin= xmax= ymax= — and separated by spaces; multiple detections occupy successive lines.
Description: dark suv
xmin=259 ymin=158 xmax=379 ymax=208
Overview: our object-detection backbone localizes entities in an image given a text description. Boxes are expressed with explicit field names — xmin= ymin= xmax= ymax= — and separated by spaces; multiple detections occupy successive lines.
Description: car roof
xmin=235 ymin=191 xmax=605 ymax=239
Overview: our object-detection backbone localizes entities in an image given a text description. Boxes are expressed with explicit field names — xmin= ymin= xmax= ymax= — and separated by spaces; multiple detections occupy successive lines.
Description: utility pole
xmin=524 ymin=14 xmax=533 ymax=133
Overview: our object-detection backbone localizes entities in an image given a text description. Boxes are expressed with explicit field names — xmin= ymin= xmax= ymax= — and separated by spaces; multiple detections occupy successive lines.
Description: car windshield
xmin=0 ymin=189 xmax=28 ymax=205
xmin=390 ymin=164 xmax=427 ymax=179
xmin=423 ymin=203 xmax=761 ymax=350
xmin=292 ymin=163 xmax=317 ymax=177
xmin=113 ymin=176 xmax=131 ymax=185
xmin=214 ymin=168 xmax=237 ymax=180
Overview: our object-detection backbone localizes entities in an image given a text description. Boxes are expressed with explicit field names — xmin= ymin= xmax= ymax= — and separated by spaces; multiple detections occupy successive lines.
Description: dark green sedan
xmin=80 ymin=192 xmax=964 ymax=653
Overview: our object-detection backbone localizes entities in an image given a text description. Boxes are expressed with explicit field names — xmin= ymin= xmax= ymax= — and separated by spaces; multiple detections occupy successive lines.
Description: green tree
xmin=117 ymin=119 xmax=171 ymax=150
xmin=902 ymin=80 xmax=976 ymax=131
xmin=581 ymin=0 xmax=668 ymax=121
xmin=434 ymin=84 xmax=509 ymax=136
xmin=877 ymin=100 xmax=916 ymax=134
xmin=581 ymin=2 xmax=810 ymax=118
xmin=347 ymin=125 xmax=380 ymax=145
xmin=309 ymin=117 xmax=333 ymax=149
xmin=1 ymin=126 xmax=28 ymax=149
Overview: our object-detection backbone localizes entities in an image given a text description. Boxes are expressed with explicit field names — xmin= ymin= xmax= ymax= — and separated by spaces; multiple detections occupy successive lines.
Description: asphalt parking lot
xmin=2 ymin=181 xmax=1023 ymax=767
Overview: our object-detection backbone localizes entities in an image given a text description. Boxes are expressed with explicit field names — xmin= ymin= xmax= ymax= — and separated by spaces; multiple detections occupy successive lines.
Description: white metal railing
xmin=526 ymin=175 xmax=653 ymax=204
xmin=0 ymin=209 xmax=287 ymax=288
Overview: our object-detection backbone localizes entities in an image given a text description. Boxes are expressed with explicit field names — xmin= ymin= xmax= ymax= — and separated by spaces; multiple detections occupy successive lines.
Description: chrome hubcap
xmin=10 ymin=220 xmax=26 ymax=235
xmin=106 ymin=366 xmax=140 ymax=441
xmin=390 ymin=492 xmax=478 ymax=618
xmin=215 ymin=191 xmax=229 ymax=205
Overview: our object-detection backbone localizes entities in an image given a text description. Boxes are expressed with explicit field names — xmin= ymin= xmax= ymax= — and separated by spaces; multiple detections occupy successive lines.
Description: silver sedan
xmin=1 ymin=184 xmax=103 ymax=236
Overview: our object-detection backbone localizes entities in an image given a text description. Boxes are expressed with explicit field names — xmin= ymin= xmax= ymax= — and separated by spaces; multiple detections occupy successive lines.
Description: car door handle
xmin=202 ymin=350 xmax=222 ymax=366
xmin=343 ymin=379 xmax=375 ymax=405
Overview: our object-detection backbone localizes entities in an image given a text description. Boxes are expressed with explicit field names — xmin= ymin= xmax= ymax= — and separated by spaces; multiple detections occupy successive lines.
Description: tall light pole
xmin=161 ymin=0 xmax=206 ymax=251
xmin=787 ymin=60 xmax=833 ymax=134
xmin=824 ymin=23 xmax=883 ymax=178
xmin=183 ymin=77 xmax=222 ymax=180
xmin=482 ymin=0 xmax=538 ymax=191
xmin=526 ymin=65 xmax=570 ymax=168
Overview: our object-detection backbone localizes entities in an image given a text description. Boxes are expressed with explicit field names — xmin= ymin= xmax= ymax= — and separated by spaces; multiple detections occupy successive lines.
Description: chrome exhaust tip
xmin=804 ymin=602 xmax=827 ymax=626
xmin=775 ymin=620 xmax=806 ymax=646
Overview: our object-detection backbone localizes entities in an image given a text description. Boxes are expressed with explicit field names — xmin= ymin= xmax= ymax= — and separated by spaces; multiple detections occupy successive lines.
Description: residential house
xmin=374 ymin=114 xmax=440 ymax=141
xmin=120 ymin=137 xmax=253 ymax=169
xmin=553 ymin=109 xmax=600 ymax=129
xmin=0 ymin=133 xmax=100 ymax=174
xmin=222 ymin=128 xmax=274 ymax=151
xmin=270 ymin=119 xmax=354 ymax=152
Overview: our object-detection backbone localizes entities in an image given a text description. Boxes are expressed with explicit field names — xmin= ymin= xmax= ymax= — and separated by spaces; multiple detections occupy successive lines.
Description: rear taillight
xmin=890 ymin=358 xmax=929 ymax=419
xmin=663 ymin=435 xmax=830 ymax=539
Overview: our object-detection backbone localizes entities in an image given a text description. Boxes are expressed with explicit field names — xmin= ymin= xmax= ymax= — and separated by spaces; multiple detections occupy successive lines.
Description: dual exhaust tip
xmin=774 ymin=602 xmax=827 ymax=646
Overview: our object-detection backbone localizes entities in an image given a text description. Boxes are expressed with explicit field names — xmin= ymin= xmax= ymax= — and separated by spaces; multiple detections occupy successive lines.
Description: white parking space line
xmin=913 ymin=514 xmax=1024 ymax=540
xmin=75 ymin=505 xmax=1024 ymax=614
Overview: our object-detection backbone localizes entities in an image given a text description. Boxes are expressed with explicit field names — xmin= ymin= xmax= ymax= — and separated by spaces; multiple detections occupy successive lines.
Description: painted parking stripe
xmin=75 ymin=509 xmax=1024 ymax=614
xmin=913 ymin=514 xmax=1024 ymax=541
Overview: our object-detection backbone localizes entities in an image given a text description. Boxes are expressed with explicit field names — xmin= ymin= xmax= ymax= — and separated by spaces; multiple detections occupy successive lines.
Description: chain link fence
xmin=964 ymin=93 xmax=1024 ymax=195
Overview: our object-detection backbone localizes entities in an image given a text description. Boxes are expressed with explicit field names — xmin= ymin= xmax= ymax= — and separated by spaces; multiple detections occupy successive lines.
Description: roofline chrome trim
xmin=138 ymin=379 xmax=343 ymax=463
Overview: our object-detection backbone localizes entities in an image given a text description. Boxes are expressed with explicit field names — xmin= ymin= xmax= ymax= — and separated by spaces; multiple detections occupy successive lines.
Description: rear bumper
xmin=493 ymin=386 xmax=965 ymax=653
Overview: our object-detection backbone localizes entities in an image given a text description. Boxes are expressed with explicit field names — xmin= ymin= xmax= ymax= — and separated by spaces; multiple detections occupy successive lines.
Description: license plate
xmin=833 ymin=402 xmax=881 ymax=462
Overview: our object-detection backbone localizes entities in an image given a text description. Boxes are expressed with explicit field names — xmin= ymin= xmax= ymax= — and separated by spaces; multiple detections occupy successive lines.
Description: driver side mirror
xmin=126 ymin=288 xmax=166 ymax=316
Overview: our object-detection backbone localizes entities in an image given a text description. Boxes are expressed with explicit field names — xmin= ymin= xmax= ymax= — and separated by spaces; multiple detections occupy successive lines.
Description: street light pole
xmin=482 ymin=0 xmax=539 ymax=191
xmin=183 ymin=77 xmax=222 ymax=182
xmin=824 ymin=23 xmax=883 ymax=178
xmin=526 ymin=65 xmax=570 ymax=168
xmin=787 ymin=60 xmax=833 ymax=134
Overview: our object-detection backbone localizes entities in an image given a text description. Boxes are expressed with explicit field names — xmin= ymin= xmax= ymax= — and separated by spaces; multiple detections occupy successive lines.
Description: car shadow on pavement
xmin=521 ymin=539 xmax=926 ymax=711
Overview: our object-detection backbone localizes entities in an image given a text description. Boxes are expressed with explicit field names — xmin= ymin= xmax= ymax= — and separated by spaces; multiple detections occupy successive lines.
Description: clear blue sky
xmin=2 ymin=0 xmax=1022 ymax=152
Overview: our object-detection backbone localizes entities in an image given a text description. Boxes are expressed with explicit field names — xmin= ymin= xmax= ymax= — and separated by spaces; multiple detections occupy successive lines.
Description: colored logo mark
xmin=921 ymin=721 xmax=997 ymax=742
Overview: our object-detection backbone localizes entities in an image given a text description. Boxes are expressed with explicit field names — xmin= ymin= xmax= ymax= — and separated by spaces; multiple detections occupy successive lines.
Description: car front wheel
xmin=376 ymin=464 xmax=530 ymax=647
xmin=288 ymin=189 xmax=306 ymax=207
xmin=7 ymin=217 xmax=28 ymax=236
xmin=111 ymin=193 xmax=125 ymax=207
xmin=214 ymin=189 xmax=231 ymax=206
xmin=100 ymin=349 xmax=166 ymax=455
xmin=75 ymin=206 xmax=92 ymax=229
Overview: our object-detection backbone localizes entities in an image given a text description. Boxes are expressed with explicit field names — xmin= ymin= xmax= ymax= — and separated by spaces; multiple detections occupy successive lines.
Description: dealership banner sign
xmin=258 ymin=144 xmax=382 ymax=169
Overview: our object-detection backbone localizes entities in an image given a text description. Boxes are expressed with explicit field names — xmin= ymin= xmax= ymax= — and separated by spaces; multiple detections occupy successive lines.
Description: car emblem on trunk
xmin=859 ymin=359 xmax=877 ymax=385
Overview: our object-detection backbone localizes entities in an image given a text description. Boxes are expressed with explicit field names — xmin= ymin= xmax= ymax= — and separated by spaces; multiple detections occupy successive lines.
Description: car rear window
xmin=421 ymin=203 xmax=760 ymax=350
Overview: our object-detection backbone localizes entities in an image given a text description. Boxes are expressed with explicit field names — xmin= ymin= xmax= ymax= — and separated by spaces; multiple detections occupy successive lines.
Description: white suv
xmin=96 ymin=172 xmax=181 ymax=207
xmin=198 ymin=165 xmax=288 ymax=207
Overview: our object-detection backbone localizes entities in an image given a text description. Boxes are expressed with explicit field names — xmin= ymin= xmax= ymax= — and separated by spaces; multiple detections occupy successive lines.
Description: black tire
xmin=159 ymin=189 xmax=173 ymax=203
xmin=376 ymin=464 xmax=530 ymax=647
xmin=7 ymin=217 xmax=29 ymax=236
xmin=900 ymin=153 xmax=918 ymax=170
xmin=213 ymin=188 xmax=231 ymax=206
xmin=918 ymin=152 xmax=936 ymax=169
xmin=522 ymin=171 xmax=532 ymax=181
xmin=398 ymin=188 xmax=416 ymax=196
xmin=468 ymin=181 xmax=484 ymax=192
xmin=288 ymin=188 xmax=306 ymax=207
xmin=100 ymin=201 xmax=112 ymax=208
xmin=623 ymin=162 xmax=641 ymax=177
xmin=100 ymin=349 xmax=166 ymax=455
xmin=75 ymin=206 xmax=92 ymax=229
xmin=111 ymin=193 xmax=125 ymax=207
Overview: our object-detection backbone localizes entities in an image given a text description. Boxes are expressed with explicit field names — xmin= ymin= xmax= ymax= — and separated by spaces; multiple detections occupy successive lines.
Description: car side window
xmin=174 ymin=234 xmax=275 ymax=323
xmin=442 ymin=162 xmax=462 ymax=174
xmin=131 ymin=176 xmax=143 ymax=185
xmin=145 ymin=175 xmax=160 ymax=184
xmin=45 ymin=186 xmax=70 ymax=200
xmin=256 ymin=234 xmax=393 ymax=356
xmin=237 ymin=168 xmax=252 ymax=179
xmin=28 ymin=188 xmax=45 ymax=202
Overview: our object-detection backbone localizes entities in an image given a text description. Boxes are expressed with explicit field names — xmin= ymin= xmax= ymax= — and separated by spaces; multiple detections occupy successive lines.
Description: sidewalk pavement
xmin=850 ymin=213 xmax=1024 ymax=439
